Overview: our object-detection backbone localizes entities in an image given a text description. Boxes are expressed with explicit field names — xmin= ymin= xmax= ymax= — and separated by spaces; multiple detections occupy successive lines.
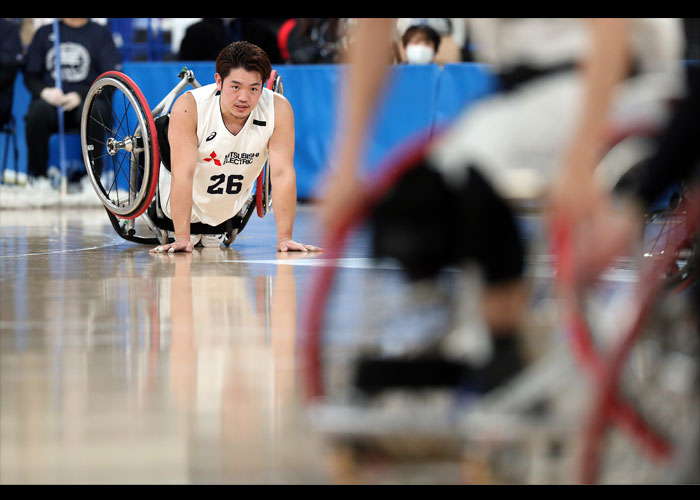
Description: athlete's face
xmin=216 ymin=67 xmax=263 ymax=121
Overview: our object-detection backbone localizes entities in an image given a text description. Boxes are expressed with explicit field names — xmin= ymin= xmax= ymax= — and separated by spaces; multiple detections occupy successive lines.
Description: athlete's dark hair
xmin=216 ymin=41 xmax=272 ymax=84
xmin=401 ymin=25 xmax=441 ymax=52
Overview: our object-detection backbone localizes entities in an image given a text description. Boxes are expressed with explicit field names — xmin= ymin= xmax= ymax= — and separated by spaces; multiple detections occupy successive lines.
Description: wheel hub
xmin=106 ymin=136 xmax=134 ymax=156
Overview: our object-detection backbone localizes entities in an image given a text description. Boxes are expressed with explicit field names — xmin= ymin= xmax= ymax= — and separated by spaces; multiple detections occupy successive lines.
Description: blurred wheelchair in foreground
xmin=79 ymin=67 xmax=281 ymax=246
xmin=301 ymin=120 xmax=699 ymax=484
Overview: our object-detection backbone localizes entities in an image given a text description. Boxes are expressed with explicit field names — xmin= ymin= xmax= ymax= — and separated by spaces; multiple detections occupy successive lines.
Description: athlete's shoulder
xmin=189 ymin=82 xmax=219 ymax=100
xmin=170 ymin=91 xmax=198 ymax=131
xmin=270 ymin=88 xmax=290 ymax=105
xmin=272 ymin=91 xmax=292 ymax=116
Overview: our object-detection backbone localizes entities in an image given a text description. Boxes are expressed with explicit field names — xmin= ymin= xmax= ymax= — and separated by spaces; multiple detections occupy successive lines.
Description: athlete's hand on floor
xmin=150 ymin=238 xmax=194 ymax=254
xmin=277 ymin=238 xmax=322 ymax=253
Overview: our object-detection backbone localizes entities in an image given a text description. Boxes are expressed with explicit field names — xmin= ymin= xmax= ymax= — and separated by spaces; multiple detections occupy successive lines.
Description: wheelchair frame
xmin=80 ymin=67 xmax=278 ymax=247
xmin=300 ymin=119 xmax=699 ymax=484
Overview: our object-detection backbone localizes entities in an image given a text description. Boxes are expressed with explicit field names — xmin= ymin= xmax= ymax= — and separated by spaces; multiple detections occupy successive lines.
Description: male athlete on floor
xmin=151 ymin=41 xmax=321 ymax=254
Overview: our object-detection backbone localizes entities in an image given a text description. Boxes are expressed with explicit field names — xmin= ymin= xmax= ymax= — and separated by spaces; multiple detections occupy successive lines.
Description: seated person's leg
xmin=362 ymin=159 xmax=527 ymax=394
xmin=24 ymin=99 xmax=58 ymax=180
xmin=454 ymin=166 xmax=527 ymax=336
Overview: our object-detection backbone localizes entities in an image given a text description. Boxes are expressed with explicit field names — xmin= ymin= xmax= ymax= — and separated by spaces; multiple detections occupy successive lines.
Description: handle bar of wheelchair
xmin=151 ymin=68 xmax=202 ymax=119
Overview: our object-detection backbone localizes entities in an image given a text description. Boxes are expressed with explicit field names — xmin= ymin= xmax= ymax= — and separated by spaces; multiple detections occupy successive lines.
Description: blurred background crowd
xmin=3 ymin=18 xmax=692 ymax=66
xmin=1 ymin=18 xmax=698 ymax=191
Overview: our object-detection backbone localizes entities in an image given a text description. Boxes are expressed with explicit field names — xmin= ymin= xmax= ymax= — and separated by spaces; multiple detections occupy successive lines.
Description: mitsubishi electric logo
xmin=204 ymin=151 xmax=260 ymax=166
xmin=203 ymin=151 xmax=221 ymax=166
xmin=224 ymin=152 xmax=260 ymax=165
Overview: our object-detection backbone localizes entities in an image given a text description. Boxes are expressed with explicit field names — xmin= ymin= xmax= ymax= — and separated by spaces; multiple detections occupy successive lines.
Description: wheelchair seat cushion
xmin=154 ymin=115 xmax=171 ymax=172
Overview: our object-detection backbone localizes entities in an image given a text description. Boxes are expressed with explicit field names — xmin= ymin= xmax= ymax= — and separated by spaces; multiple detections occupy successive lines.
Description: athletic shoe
xmin=47 ymin=166 xmax=61 ymax=189
xmin=353 ymin=335 xmax=524 ymax=396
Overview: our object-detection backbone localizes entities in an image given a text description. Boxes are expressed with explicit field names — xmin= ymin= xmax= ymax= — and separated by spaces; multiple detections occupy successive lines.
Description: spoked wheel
xmin=81 ymin=71 xmax=159 ymax=219
xmin=643 ymin=186 xmax=700 ymax=288
xmin=552 ymin=185 xmax=700 ymax=484
xmin=584 ymin=291 xmax=700 ymax=484
xmin=569 ymin=252 xmax=700 ymax=484
xmin=598 ymin=133 xmax=699 ymax=288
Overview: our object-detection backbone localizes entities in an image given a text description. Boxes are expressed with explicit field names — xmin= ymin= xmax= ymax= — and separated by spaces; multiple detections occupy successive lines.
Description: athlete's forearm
xmin=166 ymin=91 xmax=199 ymax=243
xmin=568 ymin=18 xmax=630 ymax=174
xmin=170 ymin=171 xmax=194 ymax=241
xmin=271 ymin=167 xmax=297 ymax=243
xmin=336 ymin=18 xmax=395 ymax=176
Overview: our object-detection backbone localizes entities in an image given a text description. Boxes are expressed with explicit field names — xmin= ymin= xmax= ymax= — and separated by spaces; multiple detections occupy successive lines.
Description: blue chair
xmin=1 ymin=115 xmax=19 ymax=183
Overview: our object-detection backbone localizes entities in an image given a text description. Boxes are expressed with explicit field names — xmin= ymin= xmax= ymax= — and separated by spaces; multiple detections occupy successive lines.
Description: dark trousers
xmin=24 ymin=97 xmax=112 ymax=180
xmin=24 ymin=98 xmax=82 ymax=179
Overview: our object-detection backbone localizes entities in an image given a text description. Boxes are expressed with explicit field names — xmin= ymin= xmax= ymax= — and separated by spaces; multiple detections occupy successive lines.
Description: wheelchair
xmin=596 ymin=127 xmax=700 ymax=288
xmin=79 ymin=67 xmax=281 ymax=246
xmin=300 ymin=110 xmax=699 ymax=485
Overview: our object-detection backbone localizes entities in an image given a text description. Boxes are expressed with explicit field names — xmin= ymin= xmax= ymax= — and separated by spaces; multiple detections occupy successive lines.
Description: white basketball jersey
xmin=159 ymin=83 xmax=275 ymax=226
xmin=465 ymin=18 xmax=682 ymax=73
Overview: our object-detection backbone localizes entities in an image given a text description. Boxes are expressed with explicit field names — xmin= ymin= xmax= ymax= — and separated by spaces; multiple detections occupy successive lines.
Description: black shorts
xmin=370 ymin=158 xmax=525 ymax=284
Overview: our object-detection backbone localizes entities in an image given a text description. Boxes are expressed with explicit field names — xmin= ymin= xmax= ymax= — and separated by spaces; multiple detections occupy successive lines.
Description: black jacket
xmin=23 ymin=20 xmax=122 ymax=101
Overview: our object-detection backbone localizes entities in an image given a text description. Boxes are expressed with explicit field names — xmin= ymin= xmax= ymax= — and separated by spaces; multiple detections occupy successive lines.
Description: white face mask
xmin=405 ymin=44 xmax=435 ymax=64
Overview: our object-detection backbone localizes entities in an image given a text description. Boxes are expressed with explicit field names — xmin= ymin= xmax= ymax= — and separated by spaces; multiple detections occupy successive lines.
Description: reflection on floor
xmin=1 ymin=207 xmax=332 ymax=484
xmin=1 ymin=206 xmax=697 ymax=484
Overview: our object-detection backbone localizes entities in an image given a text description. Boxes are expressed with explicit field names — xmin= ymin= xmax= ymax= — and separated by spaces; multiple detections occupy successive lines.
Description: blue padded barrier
xmin=267 ymin=64 xmax=345 ymax=199
xmin=4 ymin=62 xmax=496 ymax=198
xmin=274 ymin=63 xmax=444 ymax=197
xmin=433 ymin=63 xmax=498 ymax=132
xmin=362 ymin=64 xmax=441 ymax=175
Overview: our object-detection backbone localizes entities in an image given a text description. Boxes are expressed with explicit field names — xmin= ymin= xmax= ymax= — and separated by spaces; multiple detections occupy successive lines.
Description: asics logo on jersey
xmin=206 ymin=132 xmax=217 ymax=141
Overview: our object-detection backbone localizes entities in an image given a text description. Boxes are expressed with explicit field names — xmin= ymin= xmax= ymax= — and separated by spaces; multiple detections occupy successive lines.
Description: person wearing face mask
xmin=401 ymin=25 xmax=440 ymax=65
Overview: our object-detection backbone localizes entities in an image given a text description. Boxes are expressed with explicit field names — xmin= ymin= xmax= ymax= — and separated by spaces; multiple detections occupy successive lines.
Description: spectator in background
xmin=396 ymin=18 xmax=464 ymax=65
xmin=285 ymin=18 xmax=344 ymax=64
xmin=241 ymin=18 xmax=288 ymax=65
xmin=18 ymin=18 xmax=35 ymax=49
xmin=179 ymin=18 xmax=289 ymax=64
xmin=23 ymin=18 xmax=122 ymax=185
xmin=276 ymin=18 xmax=297 ymax=63
xmin=178 ymin=18 xmax=243 ymax=61
xmin=0 ymin=19 xmax=24 ymax=129
xmin=400 ymin=24 xmax=440 ymax=65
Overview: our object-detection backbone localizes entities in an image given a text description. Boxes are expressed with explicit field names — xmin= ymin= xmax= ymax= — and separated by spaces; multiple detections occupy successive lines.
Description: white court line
xmin=233 ymin=256 xmax=639 ymax=283
xmin=225 ymin=257 xmax=401 ymax=270
xmin=2 ymin=241 xmax=639 ymax=284
xmin=0 ymin=232 xmax=124 ymax=259
xmin=0 ymin=243 xmax=121 ymax=259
